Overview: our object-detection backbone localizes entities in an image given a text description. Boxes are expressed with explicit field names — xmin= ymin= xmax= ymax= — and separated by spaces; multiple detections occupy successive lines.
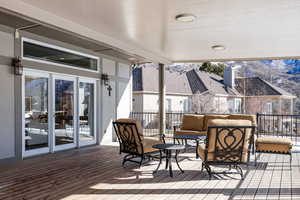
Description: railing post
xmin=159 ymin=63 xmax=166 ymax=138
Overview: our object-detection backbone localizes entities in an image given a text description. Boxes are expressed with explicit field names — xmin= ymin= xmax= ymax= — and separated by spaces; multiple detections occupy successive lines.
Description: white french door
xmin=52 ymin=75 xmax=77 ymax=151
xmin=23 ymin=69 xmax=97 ymax=157
xmin=23 ymin=70 xmax=51 ymax=157
xmin=78 ymin=78 xmax=97 ymax=147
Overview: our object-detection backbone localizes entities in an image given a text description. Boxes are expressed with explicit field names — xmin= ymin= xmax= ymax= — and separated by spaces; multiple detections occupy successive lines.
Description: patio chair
xmin=113 ymin=119 xmax=164 ymax=167
xmin=198 ymin=119 xmax=255 ymax=179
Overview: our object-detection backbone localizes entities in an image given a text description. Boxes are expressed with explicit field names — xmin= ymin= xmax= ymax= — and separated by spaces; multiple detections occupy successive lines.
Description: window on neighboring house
xmin=234 ymin=99 xmax=242 ymax=113
xmin=166 ymin=98 xmax=172 ymax=112
xmin=266 ymin=102 xmax=273 ymax=114
xmin=183 ymin=99 xmax=189 ymax=112
xmin=228 ymin=99 xmax=234 ymax=113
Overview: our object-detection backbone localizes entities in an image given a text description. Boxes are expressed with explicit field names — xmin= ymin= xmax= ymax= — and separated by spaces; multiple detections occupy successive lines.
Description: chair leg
xmin=139 ymin=156 xmax=144 ymax=168
xmin=200 ymin=162 xmax=204 ymax=172
xmin=235 ymin=165 xmax=244 ymax=180
xmin=122 ymin=154 xmax=131 ymax=167
xmin=204 ymin=163 xmax=212 ymax=179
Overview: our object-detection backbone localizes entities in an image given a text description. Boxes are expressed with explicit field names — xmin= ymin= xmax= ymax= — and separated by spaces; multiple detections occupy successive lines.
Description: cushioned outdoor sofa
xmin=174 ymin=114 xmax=257 ymax=137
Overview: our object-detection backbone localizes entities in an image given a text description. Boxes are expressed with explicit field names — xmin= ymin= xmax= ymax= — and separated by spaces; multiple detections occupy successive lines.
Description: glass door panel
xmin=54 ymin=78 xmax=76 ymax=149
xmin=24 ymin=74 xmax=49 ymax=153
xmin=79 ymin=81 xmax=96 ymax=145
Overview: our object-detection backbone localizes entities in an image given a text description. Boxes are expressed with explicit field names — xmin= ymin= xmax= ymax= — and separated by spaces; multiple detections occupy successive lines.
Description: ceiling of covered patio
xmin=1 ymin=0 xmax=300 ymax=63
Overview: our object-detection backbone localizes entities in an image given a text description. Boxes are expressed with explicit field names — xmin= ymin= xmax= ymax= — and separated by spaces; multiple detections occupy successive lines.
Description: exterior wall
xmin=132 ymin=94 xmax=143 ymax=112
xmin=0 ymin=24 xmax=132 ymax=161
xmin=133 ymin=93 xmax=191 ymax=112
xmin=244 ymin=96 xmax=292 ymax=114
xmin=0 ymin=25 xmax=15 ymax=160
xmin=101 ymin=59 xmax=132 ymax=144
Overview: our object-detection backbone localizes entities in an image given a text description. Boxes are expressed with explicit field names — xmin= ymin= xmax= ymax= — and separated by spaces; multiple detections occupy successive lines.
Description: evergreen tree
xmin=199 ymin=62 xmax=226 ymax=76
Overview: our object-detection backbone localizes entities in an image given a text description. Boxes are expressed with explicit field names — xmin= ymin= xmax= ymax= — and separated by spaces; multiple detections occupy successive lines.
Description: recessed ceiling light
xmin=211 ymin=45 xmax=226 ymax=51
xmin=175 ymin=14 xmax=196 ymax=22
xmin=128 ymin=57 xmax=137 ymax=61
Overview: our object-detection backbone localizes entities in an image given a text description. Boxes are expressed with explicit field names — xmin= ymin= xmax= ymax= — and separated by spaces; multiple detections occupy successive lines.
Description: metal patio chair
xmin=198 ymin=119 xmax=255 ymax=179
xmin=113 ymin=119 xmax=164 ymax=167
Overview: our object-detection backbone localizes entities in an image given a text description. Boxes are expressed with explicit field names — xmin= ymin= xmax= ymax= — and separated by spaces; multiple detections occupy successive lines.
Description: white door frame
xmin=22 ymin=69 xmax=51 ymax=157
xmin=78 ymin=78 xmax=97 ymax=147
xmin=52 ymin=74 xmax=77 ymax=152
xmin=22 ymin=69 xmax=98 ymax=158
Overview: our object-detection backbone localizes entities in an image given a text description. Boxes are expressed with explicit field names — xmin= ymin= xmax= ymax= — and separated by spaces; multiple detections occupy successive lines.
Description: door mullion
xmin=49 ymin=74 xmax=55 ymax=153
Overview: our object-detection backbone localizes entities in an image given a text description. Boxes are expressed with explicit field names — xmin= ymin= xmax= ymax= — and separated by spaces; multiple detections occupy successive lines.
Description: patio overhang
xmin=1 ymin=0 xmax=300 ymax=64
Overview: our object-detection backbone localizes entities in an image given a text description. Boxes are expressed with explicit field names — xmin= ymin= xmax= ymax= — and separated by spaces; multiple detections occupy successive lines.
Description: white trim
xmin=21 ymin=37 xmax=100 ymax=73
xmin=53 ymin=75 xmax=77 ymax=152
xmin=22 ymin=70 xmax=51 ymax=158
xmin=78 ymin=78 xmax=97 ymax=147
xmin=22 ymin=68 xmax=99 ymax=157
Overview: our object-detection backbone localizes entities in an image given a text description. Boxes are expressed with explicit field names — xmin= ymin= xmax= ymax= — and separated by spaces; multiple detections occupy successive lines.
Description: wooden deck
xmin=0 ymin=145 xmax=300 ymax=200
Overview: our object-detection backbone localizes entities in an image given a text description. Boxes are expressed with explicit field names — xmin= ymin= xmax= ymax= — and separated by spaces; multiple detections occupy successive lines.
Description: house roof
xmin=191 ymin=70 xmax=241 ymax=96
xmin=133 ymin=67 xmax=193 ymax=94
xmin=133 ymin=67 xmax=294 ymax=98
xmin=235 ymin=77 xmax=296 ymax=97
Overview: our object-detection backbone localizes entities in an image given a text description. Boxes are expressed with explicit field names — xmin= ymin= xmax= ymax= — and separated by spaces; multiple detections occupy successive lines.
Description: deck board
xmin=0 ymin=145 xmax=300 ymax=200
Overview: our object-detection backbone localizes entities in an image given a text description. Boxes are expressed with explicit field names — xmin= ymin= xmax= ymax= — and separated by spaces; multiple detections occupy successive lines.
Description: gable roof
xmin=133 ymin=67 xmax=193 ymax=94
xmin=133 ymin=67 xmax=295 ymax=98
xmin=192 ymin=70 xmax=241 ymax=96
xmin=235 ymin=77 xmax=296 ymax=97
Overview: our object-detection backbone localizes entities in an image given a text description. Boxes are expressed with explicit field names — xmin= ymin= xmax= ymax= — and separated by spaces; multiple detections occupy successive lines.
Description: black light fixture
xmin=101 ymin=73 xmax=109 ymax=86
xmin=12 ymin=57 xmax=23 ymax=75
xmin=101 ymin=73 xmax=112 ymax=96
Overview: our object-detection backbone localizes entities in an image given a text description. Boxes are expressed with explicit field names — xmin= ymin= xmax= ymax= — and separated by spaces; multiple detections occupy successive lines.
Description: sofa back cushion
xmin=203 ymin=115 xmax=229 ymax=131
xmin=206 ymin=119 xmax=253 ymax=162
xmin=181 ymin=114 xmax=205 ymax=131
xmin=228 ymin=114 xmax=257 ymax=126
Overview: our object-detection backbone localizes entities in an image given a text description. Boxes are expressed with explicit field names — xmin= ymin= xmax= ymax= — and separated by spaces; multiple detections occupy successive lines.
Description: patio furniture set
xmin=113 ymin=114 xmax=293 ymax=179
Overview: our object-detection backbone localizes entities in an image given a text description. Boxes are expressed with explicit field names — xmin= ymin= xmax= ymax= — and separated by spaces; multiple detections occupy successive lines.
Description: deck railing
xmin=130 ymin=112 xmax=300 ymax=142
xmin=257 ymin=113 xmax=300 ymax=142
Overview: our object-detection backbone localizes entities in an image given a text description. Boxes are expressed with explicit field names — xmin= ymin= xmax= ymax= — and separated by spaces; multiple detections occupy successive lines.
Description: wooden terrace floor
xmin=0 ymin=145 xmax=300 ymax=200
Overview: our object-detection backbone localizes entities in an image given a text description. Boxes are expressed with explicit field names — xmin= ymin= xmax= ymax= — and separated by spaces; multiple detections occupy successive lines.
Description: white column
xmin=291 ymin=98 xmax=294 ymax=114
xmin=159 ymin=63 xmax=166 ymax=136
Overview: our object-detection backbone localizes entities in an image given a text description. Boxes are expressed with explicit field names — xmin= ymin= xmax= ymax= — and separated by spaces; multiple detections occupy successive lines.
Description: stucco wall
xmin=0 ymin=26 xmax=15 ymax=159
xmin=133 ymin=93 xmax=190 ymax=112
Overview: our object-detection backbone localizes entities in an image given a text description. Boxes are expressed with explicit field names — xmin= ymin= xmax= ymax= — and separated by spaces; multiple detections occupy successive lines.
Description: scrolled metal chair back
xmin=206 ymin=126 xmax=254 ymax=163
xmin=113 ymin=121 xmax=143 ymax=155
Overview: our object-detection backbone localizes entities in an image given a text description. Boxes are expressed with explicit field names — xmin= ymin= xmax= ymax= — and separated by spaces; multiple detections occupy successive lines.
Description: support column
xmin=159 ymin=63 xmax=166 ymax=137
xmin=291 ymin=98 xmax=294 ymax=115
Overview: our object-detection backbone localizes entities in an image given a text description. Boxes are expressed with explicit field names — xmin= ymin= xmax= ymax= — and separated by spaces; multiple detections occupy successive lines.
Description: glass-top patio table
xmin=174 ymin=134 xmax=206 ymax=159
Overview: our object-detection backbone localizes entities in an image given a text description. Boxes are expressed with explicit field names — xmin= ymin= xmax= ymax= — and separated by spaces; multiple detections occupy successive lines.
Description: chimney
xmin=223 ymin=65 xmax=241 ymax=88
xmin=224 ymin=66 xmax=235 ymax=88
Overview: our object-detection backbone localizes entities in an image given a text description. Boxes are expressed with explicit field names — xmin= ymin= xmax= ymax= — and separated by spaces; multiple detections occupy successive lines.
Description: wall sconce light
xmin=12 ymin=57 xmax=23 ymax=75
xmin=101 ymin=73 xmax=112 ymax=96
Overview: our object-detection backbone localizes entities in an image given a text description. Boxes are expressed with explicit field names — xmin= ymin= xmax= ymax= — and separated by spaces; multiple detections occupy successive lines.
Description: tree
xmin=199 ymin=62 xmax=226 ymax=76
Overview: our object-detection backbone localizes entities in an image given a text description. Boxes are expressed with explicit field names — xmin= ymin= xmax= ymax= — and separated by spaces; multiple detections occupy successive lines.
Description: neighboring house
xmin=132 ymin=67 xmax=192 ymax=113
xmin=235 ymin=77 xmax=296 ymax=114
xmin=187 ymin=69 xmax=242 ymax=114
xmin=133 ymin=66 xmax=296 ymax=115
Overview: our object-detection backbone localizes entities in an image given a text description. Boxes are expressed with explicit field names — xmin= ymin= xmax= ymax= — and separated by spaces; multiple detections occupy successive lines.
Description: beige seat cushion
xmin=203 ymin=115 xmax=229 ymax=131
xmin=181 ymin=114 xmax=205 ymax=131
xmin=175 ymin=130 xmax=207 ymax=136
xmin=228 ymin=114 xmax=257 ymax=126
xmin=256 ymin=137 xmax=292 ymax=153
xmin=142 ymin=137 xmax=163 ymax=154
xmin=198 ymin=119 xmax=253 ymax=163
